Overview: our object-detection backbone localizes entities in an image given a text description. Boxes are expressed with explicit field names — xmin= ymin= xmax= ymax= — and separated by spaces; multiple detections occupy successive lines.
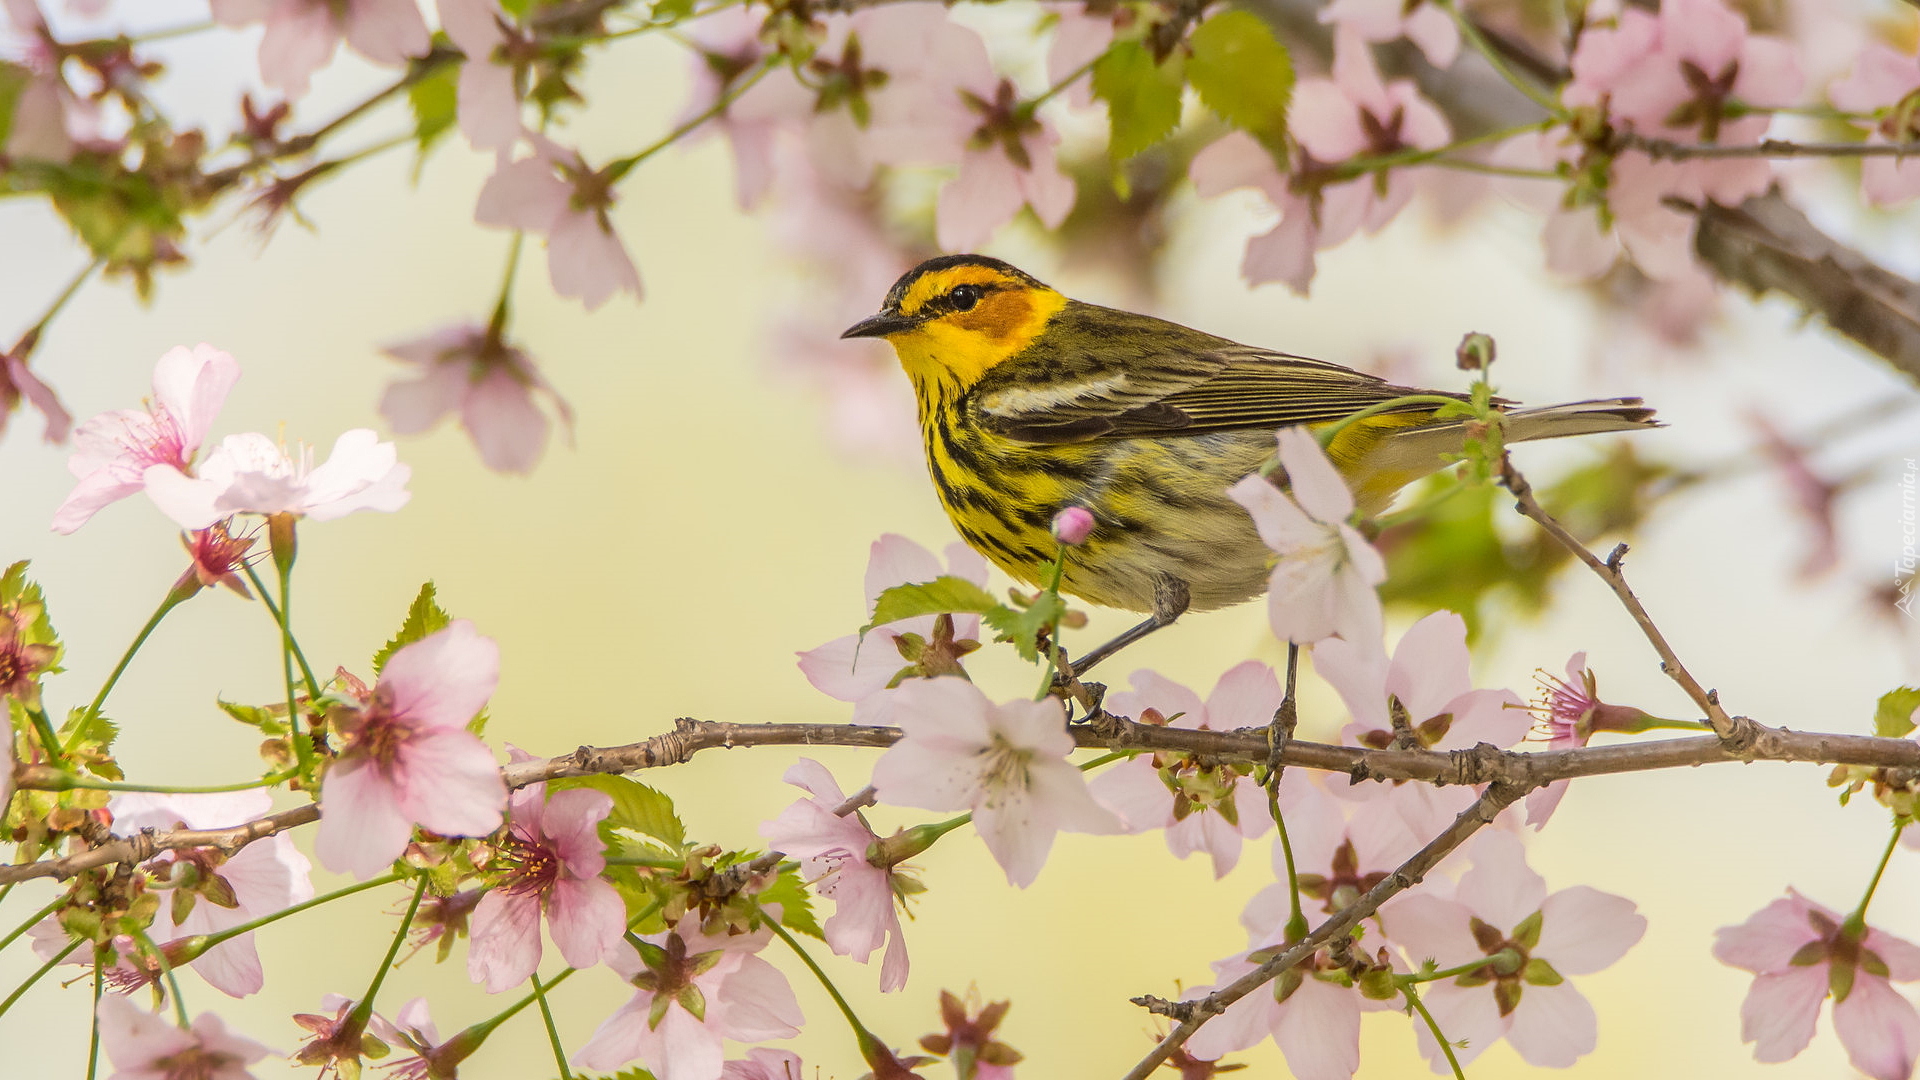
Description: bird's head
xmin=842 ymin=255 xmax=1068 ymax=397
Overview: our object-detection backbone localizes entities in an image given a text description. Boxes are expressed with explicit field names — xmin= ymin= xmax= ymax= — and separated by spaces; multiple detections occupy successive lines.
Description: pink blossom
xmin=1190 ymin=31 xmax=1448 ymax=294
xmin=368 ymin=997 xmax=440 ymax=1080
xmin=176 ymin=520 xmax=256 ymax=599
xmin=314 ymin=620 xmax=507 ymax=879
xmin=0 ymin=350 xmax=71 ymax=444
xmin=103 ymin=791 xmax=314 ymax=998
xmin=52 ymin=344 xmax=239 ymax=534
xmin=1089 ymin=663 xmax=1287 ymax=878
xmin=866 ymin=676 xmax=1120 ymax=888
xmin=1829 ymin=44 xmax=1920 ymax=205
xmin=798 ymin=533 xmax=990 ymax=702
xmin=0 ymin=8 xmax=81 ymax=162
xmin=1382 ymin=830 xmax=1645 ymax=1069
xmin=1045 ymin=6 xmax=1116 ymax=110
xmin=97 ymin=994 xmax=269 ymax=1080
xmin=209 ymin=0 xmax=431 ymax=100
xmin=1226 ymin=426 xmax=1386 ymax=646
xmin=682 ymin=8 xmax=784 ymax=208
xmin=381 ymin=323 xmax=573 ymax=475
xmin=761 ymin=758 xmax=910 ymax=991
xmin=1314 ymin=611 xmax=1527 ymax=836
xmin=935 ymin=86 xmax=1076 ymax=251
xmin=468 ymin=754 xmax=624 ymax=992
xmin=1553 ymin=0 xmax=1803 ymax=275
xmin=1714 ymin=889 xmax=1920 ymax=1079
xmin=1184 ymin=924 xmax=1399 ymax=1077
xmin=475 ymin=136 xmax=642 ymax=310
xmin=1051 ymin=506 xmax=1096 ymax=546
xmin=724 ymin=1048 xmax=806 ymax=1080
xmin=141 ymin=429 xmax=411 ymax=530
xmin=1320 ymin=0 xmax=1458 ymax=69
xmin=436 ymin=0 xmax=524 ymax=152
xmin=574 ymin=923 xmax=804 ymax=1080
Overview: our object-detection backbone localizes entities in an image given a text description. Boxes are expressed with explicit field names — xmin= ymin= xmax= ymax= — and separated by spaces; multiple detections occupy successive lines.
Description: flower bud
xmin=1051 ymin=506 xmax=1095 ymax=546
xmin=1456 ymin=332 xmax=1496 ymax=371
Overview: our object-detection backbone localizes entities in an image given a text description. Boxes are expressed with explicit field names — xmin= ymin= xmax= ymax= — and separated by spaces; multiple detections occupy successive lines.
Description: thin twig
xmin=1621 ymin=134 xmax=1920 ymax=161
xmin=1118 ymin=784 xmax=1526 ymax=1079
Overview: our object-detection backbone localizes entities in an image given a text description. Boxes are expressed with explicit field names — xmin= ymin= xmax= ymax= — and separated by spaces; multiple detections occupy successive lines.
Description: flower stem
xmin=760 ymin=904 xmax=880 ymax=1048
xmin=129 ymin=925 xmax=190 ymax=1028
xmin=87 ymin=957 xmax=104 ymax=1080
xmin=1313 ymin=395 xmax=1470 ymax=453
xmin=68 ymin=586 xmax=193 ymax=753
xmin=0 ymin=938 xmax=80 ymax=1019
xmin=606 ymin=58 xmax=773 ymax=179
xmin=346 ymin=873 xmax=429 ymax=1032
xmin=489 ymin=232 xmax=525 ymax=340
xmin=1026 ymin=53 xmax=1098 ymax=110
xmin=243 ymin=561 xmax=317 ymax=775
xmin=1403 ymin=981 xmax=1468 ymax=1080
xmin=9 ymin=256 xmax=101 ymax=357
xmin=1034 ymin=546 xmax=1071 ymax=700
xmin=452 ymin=902 xmax=664 ymax=1057
xmin=1845 ymin=820 xmax=1907 ymax=936
xmin=531 ymin=973 xmax=573 ymax=1080
xmin=1436 ymin=0 xmax=1563 ymax=118
xmin=0 ymin=894 xmax=65 ymax=953
xmin=25 ymin=705 xmax=67 ymax=767
xmin=41 ymin=770 xmax=299 ymax=795
xmin=1400 ymin=958 xmax=1496 ymax=984
xmin=192 ymin=873 xmax=405 ymax=953
xmin=1269 ymin=800 xmax=1310 ymax=945
xmin=242 ymin=563 xmax=322 ymax=699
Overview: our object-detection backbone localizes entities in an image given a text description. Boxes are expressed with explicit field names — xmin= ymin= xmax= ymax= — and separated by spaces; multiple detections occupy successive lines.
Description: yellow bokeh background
xmin=4 ymin=8 xmax=1920 ymax=1077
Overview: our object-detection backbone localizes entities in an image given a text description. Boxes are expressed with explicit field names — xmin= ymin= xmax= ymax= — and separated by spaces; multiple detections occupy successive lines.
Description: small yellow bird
xmin=843 ymin=255 xmax=1654 ymax=652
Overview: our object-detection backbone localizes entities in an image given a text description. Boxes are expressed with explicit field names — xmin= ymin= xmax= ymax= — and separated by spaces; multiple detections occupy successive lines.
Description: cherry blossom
xmin=468 ymin=753 xmax=624 ymax=992
xmin=761 ymin=758 xmax=911 ymax=991
xmin=574 ymin=922 xmax=804 ymax=1080
xmin=1522 ymin=652 xmax=1664 ymax=828
xmin=0 ymin=599 xmax=57 ymax=709
xmin=1190 ymin=30 xmax=1448 ymax=293
xmin=96 ymin=995 xmax=269 ymax=1080
xmin=105 ymin=791 xmax=314 ymax=998
xmin=176 ymin=520 xmax=256 ymax=599
xmin=314 ymin=620 xmax=507 ymax=879
xmin=474 ymin=135 xmax=642 ymax=310
xmin=142 ymin=429 xmax=411 ymax=530
xmin=1089 ymin=663 xmax=1287 ymax=877
xmin=867 ymin=676 xmax=1121 ymax=887
xmin=798 ymin=533 xmax=990 ymax=702
xmin=1546 ymin=0 xmax=1802 ymax=281
xmin=1320 ymin=0 xmax=1458 ymax=70
xmin=935 ymin=79 xmax=1076 ymax=251
xmin=1314 ymin=611 xmax=1526 ymax=836
xmin=1044 ymin=5 xmax=1115 ymax=110
xmin=683 ymin=7 xmax=784 ymax=209
xmin=724 ymin=1048 xmax=806 ymax=1080
xmin=1184 ymin=922 xmax=1399 ymax=1077
xmin=1714 ymin=888 xmax=1920 ymax=1079
xmin=436 ymin=0 xmax=524 ymax=153
xmin=919 ymin=990 xmax=1022 ymax=1079
xmin=1382 ymin=830 xmax=1645 ymax=1069
xmin=52 ymin=343 xmax=239 ymax=534
xmin=0 ymin=1 xmax=87 ymax=162
xmin=209 ymin=0 xmax=431 ymax=100
xmin=1226 ymin=426 xmax=1386 ymax=646
xmin=1829 ymin=44 xmax=1920 ymax=206
xmin=1 ymin=349 xmax=71 ymax=444
xmin=381 ymin=323 xmax=573 ymax=475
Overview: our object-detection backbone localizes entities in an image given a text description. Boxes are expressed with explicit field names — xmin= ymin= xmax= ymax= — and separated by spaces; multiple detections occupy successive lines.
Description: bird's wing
xmin=968 ymin=306 xmax=1456 ymax=444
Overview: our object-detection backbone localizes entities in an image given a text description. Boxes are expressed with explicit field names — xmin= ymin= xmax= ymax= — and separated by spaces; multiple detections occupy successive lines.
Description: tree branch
xmin=8 ymin=712 xmax=1916 ymax=886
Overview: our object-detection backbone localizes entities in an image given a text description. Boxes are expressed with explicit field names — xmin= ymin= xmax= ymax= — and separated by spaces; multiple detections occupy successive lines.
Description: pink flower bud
xmin=1051 ymin=506 xmax=1095 ymax=545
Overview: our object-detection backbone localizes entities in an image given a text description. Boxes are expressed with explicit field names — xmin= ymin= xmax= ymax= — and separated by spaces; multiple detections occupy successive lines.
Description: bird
xmin=842 ymin=253 xmax=1656 ymax=669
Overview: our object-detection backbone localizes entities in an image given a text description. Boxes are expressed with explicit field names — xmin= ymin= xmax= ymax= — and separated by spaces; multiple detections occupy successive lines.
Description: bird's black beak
xmin=840 ymin=311 xmax=920 ymax=339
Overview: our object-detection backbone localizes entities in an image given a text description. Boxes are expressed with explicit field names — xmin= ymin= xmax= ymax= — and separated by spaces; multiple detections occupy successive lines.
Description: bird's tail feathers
xmin=1502 ymin=398 xmax=1661 ymax=443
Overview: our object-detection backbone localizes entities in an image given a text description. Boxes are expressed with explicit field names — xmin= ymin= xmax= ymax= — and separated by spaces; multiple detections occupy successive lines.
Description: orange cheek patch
xmin=952 ymin=291 xmax=1035 ymax=344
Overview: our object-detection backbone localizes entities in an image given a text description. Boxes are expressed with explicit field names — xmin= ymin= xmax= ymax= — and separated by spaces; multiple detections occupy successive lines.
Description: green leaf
xmin=554 ymin=774 xmax=686 ymax=849
xmin=758 ymin=866 xmax=825 ymax=940
xmin=0 ymin=62 xmax=29 ymax=150
xmin=1091 ymin=40 xmax=1186 ymax=161
xmin=1874 ymin=687 xmax=1920 ymax=738
xmin=406 ymin=56 xmax=460 ymax=160
xmin=863 ymin=576 xmax=1000 ymax=633
xmin=373 ymin=582 xmax=453 ymax=676
xmin=982 ymin=592 xmax=1067 ymax=663
xmin=217 ymin=698 xmax=288 ymax=736
xmin=1186 ymin=11 xmax=1293 ymax=153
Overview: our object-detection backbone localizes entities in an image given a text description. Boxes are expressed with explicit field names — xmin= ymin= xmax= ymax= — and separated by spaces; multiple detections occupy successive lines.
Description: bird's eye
xmin=948 ymin=284 xmax=983 ymax=312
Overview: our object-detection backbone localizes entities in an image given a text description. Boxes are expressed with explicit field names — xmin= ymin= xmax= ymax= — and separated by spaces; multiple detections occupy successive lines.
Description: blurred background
xmin=3 ymin=1 xmax=1920 ymax=1076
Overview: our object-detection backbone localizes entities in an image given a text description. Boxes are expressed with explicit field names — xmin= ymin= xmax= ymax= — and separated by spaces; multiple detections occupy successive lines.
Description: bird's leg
xmin=1066 ymin=575 xmax=1191 ymax=678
